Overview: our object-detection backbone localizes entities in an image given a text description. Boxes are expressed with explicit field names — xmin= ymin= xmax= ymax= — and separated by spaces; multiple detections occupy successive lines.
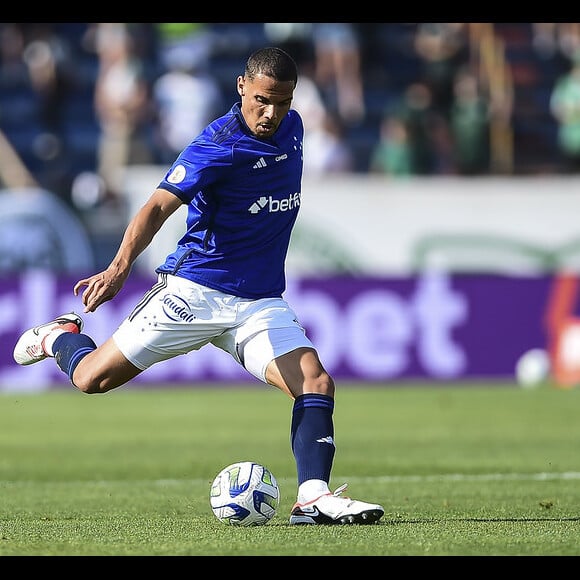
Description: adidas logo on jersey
xmin=253 ymin=157 xmax=267 ymax=169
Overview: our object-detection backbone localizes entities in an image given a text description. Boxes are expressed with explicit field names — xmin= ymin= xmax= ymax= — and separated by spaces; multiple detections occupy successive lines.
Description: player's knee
xmin=72 ymin=376 xmax=102 ymax=394
xmin=71 ymin=367 xmax=108 ymax=394
xmin=305 ymin=371 xmax=335 ymax=397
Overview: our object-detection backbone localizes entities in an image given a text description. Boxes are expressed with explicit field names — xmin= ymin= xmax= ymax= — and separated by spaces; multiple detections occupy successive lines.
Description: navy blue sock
xmin=291 ymin=393 xmax=335 ymax=485
xmin=52 ymin=333 xmax=97 ymax=384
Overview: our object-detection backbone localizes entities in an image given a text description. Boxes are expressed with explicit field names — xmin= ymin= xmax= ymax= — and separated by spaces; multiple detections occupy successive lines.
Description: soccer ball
xmin=515 ymin=348 xmax=550 ymax=389
xmin=209 ymin=461 xmax=280 ymax=526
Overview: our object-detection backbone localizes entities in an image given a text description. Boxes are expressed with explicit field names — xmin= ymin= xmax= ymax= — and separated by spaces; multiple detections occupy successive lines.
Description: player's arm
xmin=73 ymin=188 xmax=183 ymax=313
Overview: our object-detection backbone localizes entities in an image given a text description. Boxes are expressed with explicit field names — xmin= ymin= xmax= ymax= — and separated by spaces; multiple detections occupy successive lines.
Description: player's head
xmin=237 ymin=46 xmax=298 ymax=140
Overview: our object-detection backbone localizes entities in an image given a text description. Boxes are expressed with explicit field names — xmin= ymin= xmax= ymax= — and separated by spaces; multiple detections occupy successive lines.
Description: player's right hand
xmin=73 ymin=267 xmax=129 ymax=313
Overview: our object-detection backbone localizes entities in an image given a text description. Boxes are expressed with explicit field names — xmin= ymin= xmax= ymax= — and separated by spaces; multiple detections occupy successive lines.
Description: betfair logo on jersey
xmin=248 ymin=193 xmax=300 ymax=214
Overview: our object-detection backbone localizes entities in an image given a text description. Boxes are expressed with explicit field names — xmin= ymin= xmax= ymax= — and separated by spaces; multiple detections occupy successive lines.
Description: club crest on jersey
xmin=167 ymin=164 xmax=186 ymax=184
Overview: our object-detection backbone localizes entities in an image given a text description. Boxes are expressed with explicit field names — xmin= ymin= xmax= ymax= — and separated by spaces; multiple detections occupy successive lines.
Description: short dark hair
xmin=244 ymin=46 xmax=298 ymax=86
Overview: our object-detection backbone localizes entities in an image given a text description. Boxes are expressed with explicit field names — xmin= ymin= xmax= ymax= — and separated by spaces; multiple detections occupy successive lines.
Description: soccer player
xmin=13 ymin=47 xmax=384 ymax=525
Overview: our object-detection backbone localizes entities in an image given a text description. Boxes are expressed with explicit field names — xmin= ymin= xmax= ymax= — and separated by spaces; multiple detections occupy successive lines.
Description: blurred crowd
xmin=1 ymin=22 xmax=580 ymax=212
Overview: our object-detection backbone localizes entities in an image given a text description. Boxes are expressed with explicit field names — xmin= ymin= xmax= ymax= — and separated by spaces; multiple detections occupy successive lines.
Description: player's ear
xmin=237 ymin=76 xmax=245 ymax=97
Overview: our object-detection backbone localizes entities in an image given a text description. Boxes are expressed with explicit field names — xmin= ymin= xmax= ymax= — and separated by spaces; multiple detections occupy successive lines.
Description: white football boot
xmin=13 ymin=312 xmax=84 ymax=365
xmin=289 ymin=483 xmax=384 ymax=525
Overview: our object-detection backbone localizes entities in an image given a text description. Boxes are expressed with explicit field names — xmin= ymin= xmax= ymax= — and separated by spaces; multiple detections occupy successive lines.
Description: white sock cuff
xmin=297 ymin=479 xmax=331 ymax=503
xmin=42 ymin=328 xmax=67 ymax=357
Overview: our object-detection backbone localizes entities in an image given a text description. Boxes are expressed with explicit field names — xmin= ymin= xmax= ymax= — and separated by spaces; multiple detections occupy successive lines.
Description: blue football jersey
xmin=156 ymin=103 xmax=304 ymax=299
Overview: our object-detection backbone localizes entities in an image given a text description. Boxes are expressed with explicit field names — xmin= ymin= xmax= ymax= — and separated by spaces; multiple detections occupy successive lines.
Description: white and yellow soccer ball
xmin=210 ymin=461 xmax=280 ymax=526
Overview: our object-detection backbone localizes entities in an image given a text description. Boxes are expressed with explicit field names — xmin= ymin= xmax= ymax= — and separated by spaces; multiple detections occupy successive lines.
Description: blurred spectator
xmin=22 ymin=24 xmax=75 ymax=136
xmin=154 ymin=23 xmax=214 ymax=72
xmin=0 ymin=23 xmax=28 ymax=88
xmin=413 ymin=23 xmax=469 ymax=117
xmin=92 ymin=23 xmax=153 ymax=197
xmin=293 ymin=69 xmax=354 ymax=176
xmin=533 ymin=23 xmax=580 ymax=64
xmin=293 ymin=65 xmax=327 ymax=130
xmin=151 ymin=34 xmax=223 ymax=163
xmin=0 ymin=24 xmax=79 ymax=198
xmin=549 ymin=53 xmax=580 ymax=173
xmin=263 ymin=23 xmax=314 ymax=65
xmin=449 ymin=67 xmax=491 ymax=175
xmin=22 ymin=24 xmax=77 ymax=195
xmin=531 ymin=23 xmax=578 ymax=90
xmin=369 ymin=114 xmax=414 ymax=177
xmin=393 ymin=81 xmax=450 ymax=175
xmin=264 ymin=22 xmax=364 ymax=126
xmin=303 ymin=111 xmax=354 ymax=176
xmin=311 ymin=23 xmax=366 ymax=126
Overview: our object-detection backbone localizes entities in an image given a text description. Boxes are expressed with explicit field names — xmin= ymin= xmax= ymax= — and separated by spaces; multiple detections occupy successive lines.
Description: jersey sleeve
xmin=158 ymin=138 xmax=233 ymax=204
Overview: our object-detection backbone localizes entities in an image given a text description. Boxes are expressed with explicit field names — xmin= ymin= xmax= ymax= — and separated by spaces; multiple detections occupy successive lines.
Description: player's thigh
xmin=239 ymin=325 xmax=326 ymax=394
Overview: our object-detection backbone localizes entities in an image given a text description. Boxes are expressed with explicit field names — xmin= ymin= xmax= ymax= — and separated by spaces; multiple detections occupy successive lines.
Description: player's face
xmin=237 ymin=73 xmax=295 ymax=139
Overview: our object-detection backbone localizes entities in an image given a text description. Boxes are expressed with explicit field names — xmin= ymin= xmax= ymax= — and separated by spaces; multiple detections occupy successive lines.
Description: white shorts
xmin=112 ymin=273 xmax=314 ymax=383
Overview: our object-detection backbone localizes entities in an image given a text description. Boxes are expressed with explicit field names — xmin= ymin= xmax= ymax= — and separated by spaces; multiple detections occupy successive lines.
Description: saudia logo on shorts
xmin=161 ymin=294 xmax=196 ymax=322
xmin=248 ymin=192 xmax=300 ymax=214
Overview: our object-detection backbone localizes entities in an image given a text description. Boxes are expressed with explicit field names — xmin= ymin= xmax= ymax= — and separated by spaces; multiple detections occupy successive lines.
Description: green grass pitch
xmin=1 ymin=382 xmax=580 ymax=556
